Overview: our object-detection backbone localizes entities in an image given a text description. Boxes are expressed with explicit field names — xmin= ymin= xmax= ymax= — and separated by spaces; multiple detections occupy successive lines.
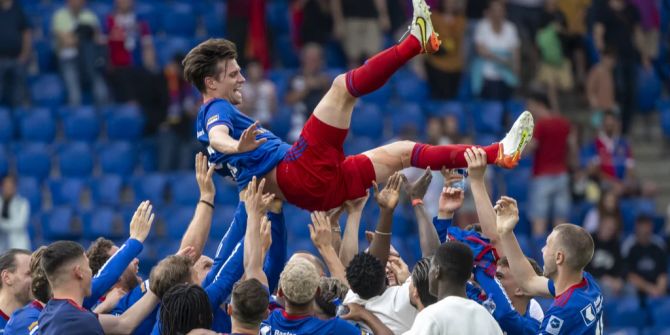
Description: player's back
xmin=4 ymin=301 xmax=42 ymax=335
xmin=196 ymin=98 xmax=290 ymax=190
xmin=38 ymin=298 xmax=104 ymax=335
xmin=261 ymin=309 xmax=363 ymax=335
xmin=541 ymin=272 xmax=603 ymax=335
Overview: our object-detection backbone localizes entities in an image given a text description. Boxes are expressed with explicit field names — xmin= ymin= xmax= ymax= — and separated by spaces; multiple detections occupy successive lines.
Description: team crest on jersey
xmin=546 ymin=315 xmax=564 ymax=335
xmin=581 ymin=303 xmax=597 ymax=326
xmin=207 ymin=115 xmax=219 ymax=126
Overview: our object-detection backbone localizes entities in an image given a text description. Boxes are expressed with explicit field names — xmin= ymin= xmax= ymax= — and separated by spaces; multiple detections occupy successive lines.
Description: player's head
xmin=149 ymin=255 xmax=195 ymax=299
xmin=228 ymin=279 xmax=269 ymax=329
xmin=542 ymin=224 xmax=595 ymax=279
xmin=429 ymin=241 xmax=473 ymax=297
xmin=41 ymin=241 xmax=92 ymax=297
xmin=182 ymin=38 xmax=245 ymax=104
xmin=0 ymin=248 xmax=32 ymax=305
xmin=160 ymin=283 xmax=213 ymax=335
xmin=410 ymin=257 xmax=437 ymax=311
xmin=496 ymin=256 xmax=542 ymax=298
xmin=30 ymin=247 xmax=52 ymax=303
xmin=314 ymin=277 xmax=349 ymax=319
xmin=87 ymin=237 xmax=140 ymax=292
xmin=278 ymin=258 xmax=320 ymax=308
xmin=346 ymin=252 xmax=386 ymax=300
xmin=289 ymin=251 xmax=326 ymax=276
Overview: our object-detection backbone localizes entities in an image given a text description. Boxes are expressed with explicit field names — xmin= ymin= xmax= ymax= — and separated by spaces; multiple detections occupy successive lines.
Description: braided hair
xmin=159 ymin=283 xmax=213 ymax=335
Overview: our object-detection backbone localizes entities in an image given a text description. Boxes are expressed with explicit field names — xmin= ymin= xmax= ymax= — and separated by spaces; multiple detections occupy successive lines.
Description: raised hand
xmin=244 ymin=176 xmax=276 ymax=218
xmin=439 ymin=187 xmax=465 ymax=216
xmin=343 ymin=191 xmax=369 ymax=214
xmin=309 ymin=212 xmax=332 ymax=250
xmin=494 ymin=196 xmax=520 ymax=234
xmin=236 ymin=121 xmax=267 ymax=153
xmin=129 ymin=201 xmax=155 ymax=243
xmin=260 ymin=216 xmax=273 ymax=253
xmin=176 ymin=246 xmax=197 ymax=262
xmin=406 ymin=168 xmax=432 ymax=201
xmin=388 ymin=255 xmax=410 ymax=284
xmin=341 ymin=303 xmax=368 ymax=322
xmin=465 ymin=147 xmax=487 ymax=181
xmin=374 ymin=172 xmax=403 ymax=211
xmin=195 ymin=152 xmax=216 ymax=202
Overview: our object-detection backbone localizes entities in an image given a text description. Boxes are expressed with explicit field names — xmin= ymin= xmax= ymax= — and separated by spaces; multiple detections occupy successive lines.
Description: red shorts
xmin=276 ymin=116 xmax=376 ymax=211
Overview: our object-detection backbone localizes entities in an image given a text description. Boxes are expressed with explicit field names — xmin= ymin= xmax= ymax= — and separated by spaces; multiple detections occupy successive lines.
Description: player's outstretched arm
xmin=466 ymin=147 xmax=500 ymax=247
xmin=339 ymin=192 xmax=369 ymax=267
xmin=99 ymin=288 xmax=160 ymax=334
xmin=328 ymin=206 xmax=345 ymax=254
xmin=209 ymin=121 xmax=267 ymax=154
xmin=179 ymin=153 xmax=216 ymax=260
xmin=495 ymin=197 xmax=551 ymax=298
xmin=243 ymin=177 xmax=274 ymax=287
xmin=404 ymin=169 xmax=440 ymax=257
xmin=368 ymin=172 xmax=403 ymax=267
xmin=310 ymin=212 xmax=349 ymax=286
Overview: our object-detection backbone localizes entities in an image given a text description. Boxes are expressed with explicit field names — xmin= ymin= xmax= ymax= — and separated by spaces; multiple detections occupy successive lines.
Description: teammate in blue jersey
xmin=0 ymin=249 xmax=31 ymax=334
xmin=495 ymin=196 xmax=604 ymax=335
xmin=4 ymin=247 xmax=50 ymax=335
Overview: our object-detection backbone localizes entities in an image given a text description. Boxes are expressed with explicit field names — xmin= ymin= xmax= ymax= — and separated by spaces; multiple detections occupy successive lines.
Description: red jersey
xmin=532 ymin=116 xmax=571 ymax=177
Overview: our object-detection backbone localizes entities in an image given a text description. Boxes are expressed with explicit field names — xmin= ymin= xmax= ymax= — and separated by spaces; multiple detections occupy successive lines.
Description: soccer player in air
xmin=184 ymin=0 xmax=535 ymax=212
xmin=494 ymin=196 xmax=604 ymax=334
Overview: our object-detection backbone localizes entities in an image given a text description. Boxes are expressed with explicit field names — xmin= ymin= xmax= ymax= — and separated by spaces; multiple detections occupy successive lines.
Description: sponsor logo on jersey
xmin=546 ymin=315 xmax=564 ymax=335
xmin=206 ymin=115 xmax=219 ymax=126
xmin=581 ymin=303 xmax=597 ymax=326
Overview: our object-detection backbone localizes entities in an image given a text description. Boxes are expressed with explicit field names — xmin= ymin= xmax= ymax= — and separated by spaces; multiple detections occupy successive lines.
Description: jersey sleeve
xmin=202 ymin=203 xmax=247 ymax=288
xmin=205 ymin=101 xmax=235 ymax=133
xmin=263 ymin=211 xmax=287 ymax=294
xmin=432 ymin=217 xmax=452 ymax=243
xmin=205 ymin=240 xmax=245 ymax=310
xmin=547 ymin=279 xmax=556 ymax=297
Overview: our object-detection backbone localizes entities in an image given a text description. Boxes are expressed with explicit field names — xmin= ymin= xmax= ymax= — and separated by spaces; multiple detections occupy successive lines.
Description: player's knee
xmin=396 ymin=140 xmax=416 ymax=166
xmin=332 ymin=74 xmax=347 ymax=93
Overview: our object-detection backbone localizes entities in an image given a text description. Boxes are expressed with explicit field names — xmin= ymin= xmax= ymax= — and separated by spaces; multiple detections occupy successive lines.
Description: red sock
xmin=410 ymin=143 xmax=500 ymax=169
xmin=345 ymin=36 xmax=422 ymax=97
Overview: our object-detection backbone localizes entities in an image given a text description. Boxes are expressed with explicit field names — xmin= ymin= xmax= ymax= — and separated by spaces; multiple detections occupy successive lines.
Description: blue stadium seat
xmin=283 ymin=205 xmax=311 ymax=239
xmin=132 ymin=174 xmax=168 ymax=207
xmin=637 ymin=66 xmax=662 ymax=113
xmin=91 ymin=175 xmax=124 ymax=207
xmin=391 ymin=103 xmax=425 ymax=135
xmin=343 ymin=136 xmax=377 ymax=156
xmin=394 ymin=71 xmax=429 ymax=103
xmin=170 ymin=173 xmax=199 ymax=206
xmin=30 ymin=74 xmax=66 ymax=108
xmin=424 ymin=100 xmax=465 ymax=119
xmin=48 ymin=178 xmax=88 ymax=208
xmin=0 ymin=147 xmax=8 ymax=177
xmin=651 ymin=298 xmax=670 ymax=326
xmin=266 ymin=1 xmax=290 ymax=33
xmin=503 ymin=167 xmax=531 ymax=205
xmin=135 ymin=2 xmax=161 ymax=33
xmin=98 ymin=142 xmax=137 ymax=176
xmin=202 ymin=11 xmax=225 ymax=37
xmin=89 ymin=2 xmax=112 ymax=27
xmin=643 ymin=327 xmax=670 ymax=335
xmin=82 ymin=206 xmax=127 ymax=240
xmin=505 ymin=99 xmax=526 ymax=122
xmin=607 ymin=328 xmax=639 ymax=335
xmin=106 ymin=105 xmax=145 ymax=141
xmin=58 ymin=142 xmax=94 ymax=177
xmin=16 ymin=143 xmax=51 ymax=181
xmin=43 ymin=207 xmax=80 ymax=240
xmin=275 ymin=34 xmax=299 ymax=68
xmin=351 ymin=103 xmax=384 ymax=140
xmin=605 ymin=296 xmax=647 ymax=328
xmin=33 ymin=36 xmax=55 ymax=73
xmin=660 ymin=99 xmax=670 ymax=137
xmin=360 ymin=82 xmax=393 ymax=106
xmin=17 ymin=177 xmax=42 ymax=210
xmin=165 ymin=205 xmax=195 ymax=239
xmin=0 ymin=107 xmax=14 ymax=143
xmin=63 ymin=107 xmax=100 ymax=141
xmin=161 ymin=3 xmax=196 ymax=36
xmin=19 ymin=108 xmax=55 ymax=143
xmin=324 ymin=41 xmax=346 ymax=69
xmin=214 ymin=179 xmax=239 ymax=206
xmin=470 ymin=101 xmax=504 ymax=135
xmin=155 ymin=36 xmax=193 ymax=67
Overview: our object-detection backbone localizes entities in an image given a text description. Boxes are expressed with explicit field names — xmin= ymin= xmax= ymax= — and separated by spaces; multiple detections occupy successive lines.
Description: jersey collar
xmin=554 ymin=277 xmax=588 ymax=307
xmin=0 ymin=308 xmax=9 ymax=321
xmin=281 ymin=310 xmax=313 ymax=321
xmin=30 ymin=300 xmax=44 ymax=311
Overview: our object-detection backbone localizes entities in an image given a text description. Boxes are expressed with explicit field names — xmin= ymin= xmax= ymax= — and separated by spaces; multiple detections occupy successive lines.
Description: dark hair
xmin=528 ymin=89 xmax=551 ymax=109
xmin=498 ymin=256 xmax=543 ymax=276
xmin=149 ymin=255 xmax=194 ymax=299
xmin=314 ymin=277 xmax=349 ymax=318
xmin=41 ymin=241 xmax=85 ymax=284
xmin=412 ymin=258 xmax=437 ymax=307
xmin=433 ymin=241 xmax=473 ymax=286
xmin=30 ymin=247 xmax=51 ymax=303
xmin=0 ymin=249 xmax=31 ymax=289
xmin=346 ymin=253 xmax=386 ymax=300
xmin=182 ymin=38 xmax=238 ymax=93
xmin=231 ymin=279 xmax=269 ymax=327
xmin=160 ymin=283 xmax=213 ymax=335
xmin=86 ymin=237 xmax=115 ymax=276
xmin=636 ymin=214 xmax=654 ymax=225
xmin=554 ymin=224 xmax=595 ymax=271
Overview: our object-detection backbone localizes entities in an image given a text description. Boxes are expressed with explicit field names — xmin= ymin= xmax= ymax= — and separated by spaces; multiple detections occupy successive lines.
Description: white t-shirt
xmin=344 ymin=280 xmax=418 ymax=334
xmin=403 ymin=296 xmax=503 ymax=335
xmin=474 ymin=20 xmax=520 ymax=80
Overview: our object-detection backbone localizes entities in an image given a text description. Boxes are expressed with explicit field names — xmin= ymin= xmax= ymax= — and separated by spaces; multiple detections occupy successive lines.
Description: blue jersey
xmin=196 ymin=98 xmax=290 ymax=190
xmin=4 ymin=300 xmax=42 ymax=335
xmin=37 ymin=299 xmax=104 ymax=335
xmin=0 ymin=308 xmax=8 ymax=334
xmin=261 ymin=309 xmax=364 ymax=335
xmin=541 ymin=272 xmax=603 ymax=335
xmin=111 ymin=280 xmax=158 ymax=335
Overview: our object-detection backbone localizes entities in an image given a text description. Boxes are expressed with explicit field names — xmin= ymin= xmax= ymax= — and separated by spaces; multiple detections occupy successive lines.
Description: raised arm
xmin=328 ymin=206 xmax=345 ymax=254
xmin=98 ymin=289 xmax=160 ymax=334
xmin=434 ymin=169 xmax=465 ymax=243
xmin=310 ymin=212 xmax=348 ymax=286
xmin=243 ymin=177 xmax=275 ymax=287
xmin=466 ymin=148 xmax=499 ymax=246
xmin=339 ymin=193 xmax=369 ymax=267
xmin=405 ymin=169 xmax=440 ymax=257
xmin=368 ymin=173 xmax=402 ymax=267
xmin=209 ymin=122 xmax=267 ymax=155
xmin=495 ymin=197 xmax=551 ymax=297
xmin=179 ymin=153 xmax=216 ymax=260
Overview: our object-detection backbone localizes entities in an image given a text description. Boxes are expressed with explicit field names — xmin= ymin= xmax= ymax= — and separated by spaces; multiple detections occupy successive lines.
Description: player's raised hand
xmin=129 ymin=200 xmax=155 ymax=243
xmin=244 ymin=176 xmax=275 ymax=217
xmin=195 ymin=152 xmax=216 ymax=202
xmin=374 ymin=172 xmax=403 ymax=210
xmin=405 ymin=168 xmax=432 ymax=201
xmin=260 ymin=216 xmax=273 ymax=253
xmin=494 ymin=196 xmax=519 ymax=234
xmin=465 ymin=147 xmax=487 ymax=181
xmin=439 ymin=186 xmax=464 ymax=215
xmin=309 ymin=212 xmax=332 ymax=249
xmin=388 ymin=255 xmax=410 ymax=284
xmin=236 ymin=121 xmax=267 ymax=153
xmin=343 ymin=191 xmax=369 ymax=214
xmin=176 ymin=246 xmax=197 ymax=262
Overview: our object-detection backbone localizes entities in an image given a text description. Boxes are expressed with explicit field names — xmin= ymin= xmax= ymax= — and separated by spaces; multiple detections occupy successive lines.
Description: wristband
xmin=412 ymin=199 xmax=424 ymax=207
xmin=199 ymin=199 xmax=215 ymax=209
xmin=375 ymin=230 xmax=392 ymax=236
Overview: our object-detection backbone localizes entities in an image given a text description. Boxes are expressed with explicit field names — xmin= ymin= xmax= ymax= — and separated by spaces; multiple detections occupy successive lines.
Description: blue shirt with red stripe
xmin=4 ymin=300 xmax=43 ymax=335
xmin=0 ymin=308 xmax=9 ymax=334
xmin=196 ymin=98 xmax=290 ymax=190
xmin=540 ymin=272 xmax=603 ymax=335
xmin=261 ymin=309 xmax=364 ymax=335
xmin=37 ymin=298 xmax=104 ymax=335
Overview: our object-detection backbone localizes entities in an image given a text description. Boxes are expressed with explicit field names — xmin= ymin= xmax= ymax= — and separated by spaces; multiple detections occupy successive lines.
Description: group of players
xmin=0 ymin=0 xmax=604 ymax=333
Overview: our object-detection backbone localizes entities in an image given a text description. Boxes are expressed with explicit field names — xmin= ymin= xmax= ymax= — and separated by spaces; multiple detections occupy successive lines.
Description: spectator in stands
xmin=505 ymin=0 xmax=545 ymax=49
xmin=285 ymin=43 xmax=330 ymax=141
xmin=592 ymin=0 xmax=644 ymax=134
xmin=0 ymin=249 xmax=31 ymax=329
xmin=52 ymin=0 xmax=109 ymax=106
xmin=583 ymin=189 xmax=621 ymax=233
xmin=629 ymin=0 xmax=660 ymax=64
xmin=472 ymin=0 xmax=520 ymax=101
xmin=226 ymin=0 xmax=269 ymax=68
xmin=332 ymin=0 xmax=390 ymax=67
xmin=240 ymin=59 xmax=278 ymax=126
xmin=0 ymin=0 xmax=31 ymax=108
xmin=534 ymin=0 xmax=574 ymax=112
xmin=293 ymin=0 xmax=333 ymax=47
xmin=403 ymin=241 xmax=503 ymax=334
xmin=527 ymin=90 xmax=574 ymax=240
xmin=424 ymin=0 xmax=467 ymax=100
xmin=105 ymin=0 xmax=158 ymax=103
xmin=556 ymin=0 xmax=590 ymax=86
xmin=623 ymin=215 xmax=668 ymax=302
xmin=585 ymin=110 xmax=635 ymax=190
xmin=0 ymin=175 xmax=30 ymax=251
xmin=586 ymin=47 xmax=618 ymax=129
xmin=586 ymin=213 xmax=625 ymax=296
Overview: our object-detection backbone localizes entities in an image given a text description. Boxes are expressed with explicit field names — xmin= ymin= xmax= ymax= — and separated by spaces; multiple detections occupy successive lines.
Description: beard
xmin=120 ymin=272 xmax=141 ymax=291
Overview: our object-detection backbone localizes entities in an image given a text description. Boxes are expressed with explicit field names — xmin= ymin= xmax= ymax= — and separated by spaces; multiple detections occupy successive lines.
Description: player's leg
xmin=312 ymin=0 xmax=440 ymax=129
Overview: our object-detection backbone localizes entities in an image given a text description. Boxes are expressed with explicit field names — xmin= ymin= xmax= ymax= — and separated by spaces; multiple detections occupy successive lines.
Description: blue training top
xmin=261 ymin=309 xmax=365 ymax=335
xmin=196 ymin=98 xmax=290 ymax=190
xmin=4 ymin=300 xmax=42 ymax=335
xmin=37 ymin=299 xmax=104 ymax=335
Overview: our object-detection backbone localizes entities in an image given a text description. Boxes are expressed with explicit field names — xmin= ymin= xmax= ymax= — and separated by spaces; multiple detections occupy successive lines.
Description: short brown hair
xmin=30 ymin=247 xmax=51 ymax=303
xmin=182 ymin=38 xmax=238 ymax=93
xmin=231 ymin=279 xmax=269 ymax=327
xmin=0 ymin=249 xmax=31 ymax=289
xmin=86 ymin=237 xmax=115 ymax=276
xmin=554 ymin=224 xmax=595 ymax=271
xmin=149 ymin=255 xmax=194 ymax=299
xmin=498 ymin=256 xmax=543 ymax=276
